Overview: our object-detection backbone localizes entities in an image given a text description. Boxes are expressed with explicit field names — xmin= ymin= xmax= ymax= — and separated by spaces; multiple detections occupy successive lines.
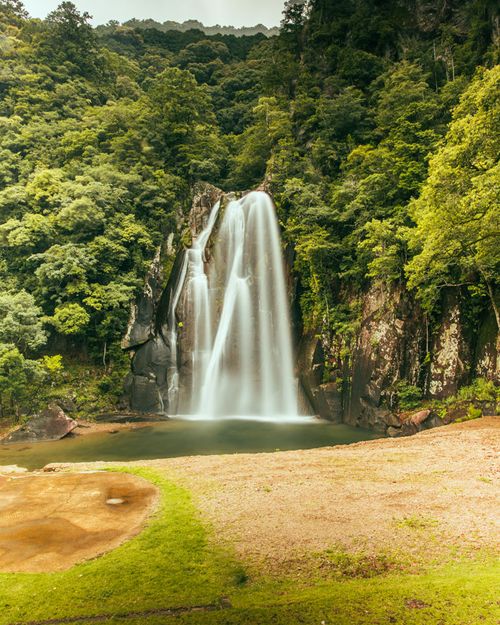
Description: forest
xmin=0 ymin=0 xmax=498 ymax=420
xmin=0 ymin=3 xmax=499 ymax=623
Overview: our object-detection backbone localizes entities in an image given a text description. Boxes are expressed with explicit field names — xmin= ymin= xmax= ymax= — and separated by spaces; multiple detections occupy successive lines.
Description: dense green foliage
xmin=0 ymin=0 xmax=498 ymax=417
xmin=251 ymin=0 xmax=499 ymax=334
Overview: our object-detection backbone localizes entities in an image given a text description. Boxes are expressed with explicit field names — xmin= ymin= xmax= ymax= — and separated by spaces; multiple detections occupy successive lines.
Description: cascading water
xmin=165 ymin=200 xmax=220 ymax=413
xmin=168 ymin=191 xmax=297 ymax=418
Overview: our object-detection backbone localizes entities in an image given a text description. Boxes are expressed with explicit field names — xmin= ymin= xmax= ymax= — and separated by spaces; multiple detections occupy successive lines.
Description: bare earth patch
xmin=0 ymin=471 xmax=158 ymax=573
xmin=39 ymin=417 xmax=499 ymax=575
xmin=163 ymin=417 xmax=499 ymax=571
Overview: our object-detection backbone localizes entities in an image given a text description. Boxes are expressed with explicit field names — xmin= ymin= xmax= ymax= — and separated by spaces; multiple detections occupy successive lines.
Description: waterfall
xmin=168 ymin=191 xmax=297 ymax=418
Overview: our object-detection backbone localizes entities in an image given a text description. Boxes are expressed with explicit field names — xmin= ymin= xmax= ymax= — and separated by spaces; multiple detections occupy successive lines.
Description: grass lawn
xmin=1 ymin=468 xmax=498 ymax=625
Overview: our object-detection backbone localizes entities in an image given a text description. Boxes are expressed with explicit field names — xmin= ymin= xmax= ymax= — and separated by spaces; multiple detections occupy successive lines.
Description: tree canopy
xmin=0 ymin=0 xmax=497 ymax=416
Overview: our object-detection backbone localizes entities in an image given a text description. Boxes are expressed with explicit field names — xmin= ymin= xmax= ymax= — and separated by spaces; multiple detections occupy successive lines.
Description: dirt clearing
xmin=13 ymin=417 xmax=499 ymax=575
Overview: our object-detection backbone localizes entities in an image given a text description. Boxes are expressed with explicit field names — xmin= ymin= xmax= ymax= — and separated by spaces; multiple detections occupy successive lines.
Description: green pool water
xmin=0 ymin=417 xmax=380 ymax=471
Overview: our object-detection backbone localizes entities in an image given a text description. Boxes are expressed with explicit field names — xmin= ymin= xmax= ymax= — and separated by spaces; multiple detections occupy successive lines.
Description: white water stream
xmin=167 ymin=191 xmax=297 ymax=418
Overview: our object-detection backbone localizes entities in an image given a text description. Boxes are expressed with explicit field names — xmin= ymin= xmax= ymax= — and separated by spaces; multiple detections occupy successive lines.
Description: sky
xmin=22 ymin=0 xmax=286 ymax=27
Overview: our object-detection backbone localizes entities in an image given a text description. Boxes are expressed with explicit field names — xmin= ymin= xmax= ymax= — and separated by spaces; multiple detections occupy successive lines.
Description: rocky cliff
xmin=123 ymin=183 xmax=223 ymax=414
xmin=300 ymin=283 xmax=498 ymax=434
xmin=124 ymin=184 xmax=498 ymax=430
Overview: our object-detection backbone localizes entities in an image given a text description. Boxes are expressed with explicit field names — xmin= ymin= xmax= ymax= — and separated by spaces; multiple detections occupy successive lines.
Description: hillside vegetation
xmin=0 ymin=0 xmax=498 ymax=419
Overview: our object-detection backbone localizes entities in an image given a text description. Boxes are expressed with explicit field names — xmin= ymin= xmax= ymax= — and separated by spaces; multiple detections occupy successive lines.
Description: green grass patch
xmin=0 ymin=468 xmax=498 ymax=625
xmin=50 ymin=558 xmax=500 ymax=625
xmin=395 ymin=515 xmax=440 ymax=530
xmin=317 ymin=548 xmax=400 ymax=578
xmin=0 ymin=468 xmax=243 ymax=625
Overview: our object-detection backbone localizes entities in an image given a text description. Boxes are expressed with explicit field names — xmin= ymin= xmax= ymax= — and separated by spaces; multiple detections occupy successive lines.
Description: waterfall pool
xmin=0 ymin=419 xmax=380 ymax=471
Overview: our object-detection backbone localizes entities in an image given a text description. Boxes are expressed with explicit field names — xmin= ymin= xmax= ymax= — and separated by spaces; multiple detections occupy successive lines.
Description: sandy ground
xmin=45 ymin=417 xmax=499 ymax=572
xmin=164 ymin=417 xmax=500 ymax=570
xmin=0 ymin=472 xmax=158 ymax=573
xmin=1 ymin=417 xmax=498 ymax=575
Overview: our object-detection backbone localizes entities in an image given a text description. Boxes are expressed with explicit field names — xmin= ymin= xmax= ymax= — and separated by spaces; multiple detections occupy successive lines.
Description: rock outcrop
xmin=346 ymin=284 xmax=425 ymax=431
xmin=296 ymin=333 xmax=342 ymax=421
xmin=428 ymin=291 xmax=472 ymax=398
xmin=124 ymin=185 xmax=498 ymax=433
xmin=121 ymin=246 xmax=167 ymax=351
xmin=304 ymin=284 xmax=498 ymax=433
xmin=2 ymin=404 xmax=77 ymax=443
xmin=124 ymin=183 xmax=224 ymax=413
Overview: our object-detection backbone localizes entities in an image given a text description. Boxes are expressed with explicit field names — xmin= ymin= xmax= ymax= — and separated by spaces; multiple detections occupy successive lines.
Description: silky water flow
xmin=166 ymin=192 xmax=298 ymax=419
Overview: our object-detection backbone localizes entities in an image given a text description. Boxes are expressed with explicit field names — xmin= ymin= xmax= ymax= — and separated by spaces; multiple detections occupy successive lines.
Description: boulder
xmin=3 ymin=404 xmax=77 ymax=444
xmin=387 ymin=426 xmax=402 ymax=438
xmin=382 ymin=412 xmax=401 ymax=428
xmin=398 ymin=421 xmax=419 ymax=437
xmin=409 ymin=409 xmax=431 ymax=427
xmin=421 ymin=414 xmax=445 ymax=430
xmin=386 ymin=421 xmax=418 ymax=437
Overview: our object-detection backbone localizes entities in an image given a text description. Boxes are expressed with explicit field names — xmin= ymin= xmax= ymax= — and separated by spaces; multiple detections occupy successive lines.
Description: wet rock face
xmin=346 ymin=285 xmax=425 ymax=431
xmin=189 ymin=183 xmax=224 ymax=242
xmin=2 ymin=404 xmax=77 ymax=443
xmin=429 ymin=293 xmax=471 ymax=398
xmin=301 ymin=280 xmax=498 ymax=433
xmin=124 ymin=183 xmax=223 ymax=413
xmin=122 ymin=247 xmax=166 ymax=351
xmin=296 ymin=333 xmax=342 ymax=421
xmin=475 ymin=311 xmax=499 ymax=383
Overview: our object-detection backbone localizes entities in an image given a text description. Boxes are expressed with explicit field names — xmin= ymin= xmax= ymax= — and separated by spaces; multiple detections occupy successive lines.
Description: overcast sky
xmin=22 ymin=0 xmax=286 ymax=27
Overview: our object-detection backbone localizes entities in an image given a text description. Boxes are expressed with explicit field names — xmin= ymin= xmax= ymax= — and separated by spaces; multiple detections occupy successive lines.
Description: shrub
xmin=456 ymin=405 xmax=482 ymax=422
xmin=40 ymin=354 xmax=64 ymax=384
xmin=458 ymin=378 xmax=499 ymax=402
xmin=467 ymin=405 xmax=482 ymax=419
xmin=395 ymin=381 xmax=423 ymax=410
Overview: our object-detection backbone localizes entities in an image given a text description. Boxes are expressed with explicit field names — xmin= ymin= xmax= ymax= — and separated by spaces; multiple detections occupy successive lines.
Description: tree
xmin=0 ymin=343 xmax=44 ymax=418
xmin=38 ymin=2 xmax=104 ymax=78
xmin=406 ymin=66 xmax=500 ymax=328
xmin=51 ymin=302 xmax=90 ymax=335
xmin=310 ymin=87 xmax=373 ymax=176
xmin=0 ymin=0 xmax=28 ymax=23
xmin=31 ymin=243 xmax=95 ymax=301
xmin=146 ymin=67 xmax=226 ymax=181
xmin=229 ymin=97 xmax=292 ymax=188
xmin=280 ymin=0 xmax=310 ymax=58
xmin=0 ymin=291 xmax=46 ymax=353
xmin=326 ymin=62 xmax=443 ymax=285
